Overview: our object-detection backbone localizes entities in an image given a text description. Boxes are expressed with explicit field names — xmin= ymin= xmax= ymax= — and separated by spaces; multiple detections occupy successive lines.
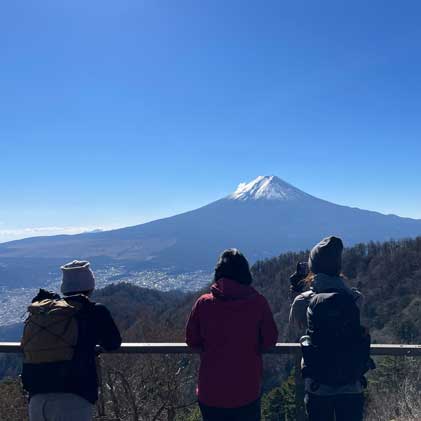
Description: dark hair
xmin=214 ymin=248 xmax=253 ymax=285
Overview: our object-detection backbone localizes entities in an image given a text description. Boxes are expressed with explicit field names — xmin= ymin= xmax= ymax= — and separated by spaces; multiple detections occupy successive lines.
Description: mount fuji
xmin=1 ymin=175 xmax=421 ymax=286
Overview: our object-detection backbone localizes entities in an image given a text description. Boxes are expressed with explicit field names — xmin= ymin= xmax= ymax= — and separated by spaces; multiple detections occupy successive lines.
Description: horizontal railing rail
xmin=1 ymin=342 xmax=420 ymax=356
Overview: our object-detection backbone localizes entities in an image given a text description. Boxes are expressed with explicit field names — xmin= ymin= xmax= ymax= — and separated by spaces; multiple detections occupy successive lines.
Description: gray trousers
xmin=29 ymin=393 xmax=94 ymax=421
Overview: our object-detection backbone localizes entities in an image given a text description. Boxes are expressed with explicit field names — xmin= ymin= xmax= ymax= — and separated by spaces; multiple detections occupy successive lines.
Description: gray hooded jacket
xmin=289 ymin=273 xmax=364 ymax=396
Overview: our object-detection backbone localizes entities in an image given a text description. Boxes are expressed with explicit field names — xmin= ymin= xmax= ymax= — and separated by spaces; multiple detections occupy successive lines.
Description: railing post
xmin=96 ymin=356 xmax=106 ymax=418
xmin=294 ymin=354 xmax=306 ymax=421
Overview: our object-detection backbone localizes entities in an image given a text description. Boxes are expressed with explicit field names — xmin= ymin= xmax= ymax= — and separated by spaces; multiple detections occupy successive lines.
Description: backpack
xmin=21 ymin=292 xmax=100 ymax=397
xmin=300 ymin=289 xmax=371 ymax=386
xmin=21 ymin=297 xmax=83 ymax=364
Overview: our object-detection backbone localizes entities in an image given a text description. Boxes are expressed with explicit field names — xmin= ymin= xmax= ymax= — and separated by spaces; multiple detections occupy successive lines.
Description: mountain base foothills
xmin=0 ymin=237 xmax=420 ymax=420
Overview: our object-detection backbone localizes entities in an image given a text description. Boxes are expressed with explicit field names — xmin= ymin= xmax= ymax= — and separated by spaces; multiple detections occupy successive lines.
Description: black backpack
xmin=301 ymin=289 xmax=371 ymax=386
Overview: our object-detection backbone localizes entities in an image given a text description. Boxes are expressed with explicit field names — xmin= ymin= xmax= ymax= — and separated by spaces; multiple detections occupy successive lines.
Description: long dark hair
xmin=213 ymin=248 xmax=253 ymax=285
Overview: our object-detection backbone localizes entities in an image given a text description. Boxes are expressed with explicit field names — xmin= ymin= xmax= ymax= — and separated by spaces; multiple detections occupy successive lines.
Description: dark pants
xmin=199 ymin=399 xmax=261 ymax=421
xmin=305 ymin=393 xmax=364 ymax=421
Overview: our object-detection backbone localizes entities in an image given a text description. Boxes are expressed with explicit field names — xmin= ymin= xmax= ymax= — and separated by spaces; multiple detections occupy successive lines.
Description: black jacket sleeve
xmin=93 ymin=304 xmax=122 ymax=351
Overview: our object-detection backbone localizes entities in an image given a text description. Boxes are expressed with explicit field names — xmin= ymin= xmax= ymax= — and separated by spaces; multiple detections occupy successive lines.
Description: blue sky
xmin=1 ymin=0 xmax=421 ymax=242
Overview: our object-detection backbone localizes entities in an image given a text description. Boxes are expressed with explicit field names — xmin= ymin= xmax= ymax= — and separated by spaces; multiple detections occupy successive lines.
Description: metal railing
xmin=2 ymin=342 xmax=421 ymax=421
xmin=1 ymin=342 xmax=420 ymax=355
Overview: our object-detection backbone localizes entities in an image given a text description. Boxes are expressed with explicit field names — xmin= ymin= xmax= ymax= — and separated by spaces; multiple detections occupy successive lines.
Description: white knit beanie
xmin=61 ymin=260 xmax=95 ymax=295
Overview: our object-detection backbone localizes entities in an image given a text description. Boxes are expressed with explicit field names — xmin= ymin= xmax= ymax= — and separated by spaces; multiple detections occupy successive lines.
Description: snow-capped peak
xmin=228 ymin=176 xmax=306 ymax=201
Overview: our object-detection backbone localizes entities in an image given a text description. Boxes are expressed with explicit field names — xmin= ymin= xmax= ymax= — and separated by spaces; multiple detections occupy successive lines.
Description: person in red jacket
xmin=186 ymin=248 xmax=278 ymax=421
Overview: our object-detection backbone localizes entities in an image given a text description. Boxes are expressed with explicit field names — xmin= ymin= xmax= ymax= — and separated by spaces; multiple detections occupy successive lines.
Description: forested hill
xmin=251 ymin=236 xmax=421 ymax=344
xmin=95 ymin=236 xmax=421 ymax=346
xmin=4 ymin=236 xmax=417 ymax=377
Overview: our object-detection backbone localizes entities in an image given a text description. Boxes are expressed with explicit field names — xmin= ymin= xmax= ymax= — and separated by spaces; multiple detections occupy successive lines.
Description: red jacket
xmin=185 ymin=278 xmax=278 ymax=408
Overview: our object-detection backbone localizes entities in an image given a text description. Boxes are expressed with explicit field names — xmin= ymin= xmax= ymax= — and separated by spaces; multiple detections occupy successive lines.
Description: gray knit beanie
xmin=308 ymin=236 xmax=344 ymax=276
xmin=61 ymin=260 xmax=95 ymax=295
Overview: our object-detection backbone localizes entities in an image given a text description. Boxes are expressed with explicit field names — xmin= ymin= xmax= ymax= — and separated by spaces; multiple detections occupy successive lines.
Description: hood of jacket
xmin=311 ymin=273 xmax=355 ymax=296
xmin=211 ymin=278 xmax=258 ymax=301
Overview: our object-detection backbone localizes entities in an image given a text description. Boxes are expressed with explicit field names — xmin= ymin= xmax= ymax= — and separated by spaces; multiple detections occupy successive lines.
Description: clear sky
xmin=1 ymin=0 xmax=421 ymax=242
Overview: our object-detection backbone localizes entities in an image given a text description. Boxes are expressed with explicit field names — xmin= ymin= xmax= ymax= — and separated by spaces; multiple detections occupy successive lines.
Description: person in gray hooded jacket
xmin=289 ymin=236 xmax=365 ymax=421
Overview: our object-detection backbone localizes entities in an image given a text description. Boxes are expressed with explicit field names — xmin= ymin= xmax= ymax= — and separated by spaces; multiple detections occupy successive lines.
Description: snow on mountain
xmin=229 ymin=175 xmax=307 ymax=201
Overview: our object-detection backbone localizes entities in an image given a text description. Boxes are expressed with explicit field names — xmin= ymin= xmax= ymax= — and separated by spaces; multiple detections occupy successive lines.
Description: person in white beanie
xmin=23 ymin=260 xmax=122 ymax=421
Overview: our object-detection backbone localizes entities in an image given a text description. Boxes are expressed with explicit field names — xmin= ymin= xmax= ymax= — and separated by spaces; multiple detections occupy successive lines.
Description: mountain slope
xmin=1 ymin=176 xmax=421 ymax=275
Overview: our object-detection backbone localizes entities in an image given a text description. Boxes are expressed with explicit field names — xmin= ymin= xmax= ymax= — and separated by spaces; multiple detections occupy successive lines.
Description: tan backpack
xmin=21 ymin=298 xmax=82 ymax=364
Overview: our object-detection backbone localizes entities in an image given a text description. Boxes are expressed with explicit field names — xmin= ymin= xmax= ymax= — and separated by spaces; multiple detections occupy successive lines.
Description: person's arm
xmin=287 ymin=295 xmax=308 ymax=342
xmin=185 ymin=298 xmax=203 ymax=350
xmin=259 ymin=297 xmax=278 ymax=351
xmin=94 ymin=304 xmax=122 ymax=351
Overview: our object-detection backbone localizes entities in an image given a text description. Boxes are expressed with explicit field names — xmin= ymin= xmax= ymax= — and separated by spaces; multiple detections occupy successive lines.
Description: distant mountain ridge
xmin=1 ymin=176 xmax=421 ymax=283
